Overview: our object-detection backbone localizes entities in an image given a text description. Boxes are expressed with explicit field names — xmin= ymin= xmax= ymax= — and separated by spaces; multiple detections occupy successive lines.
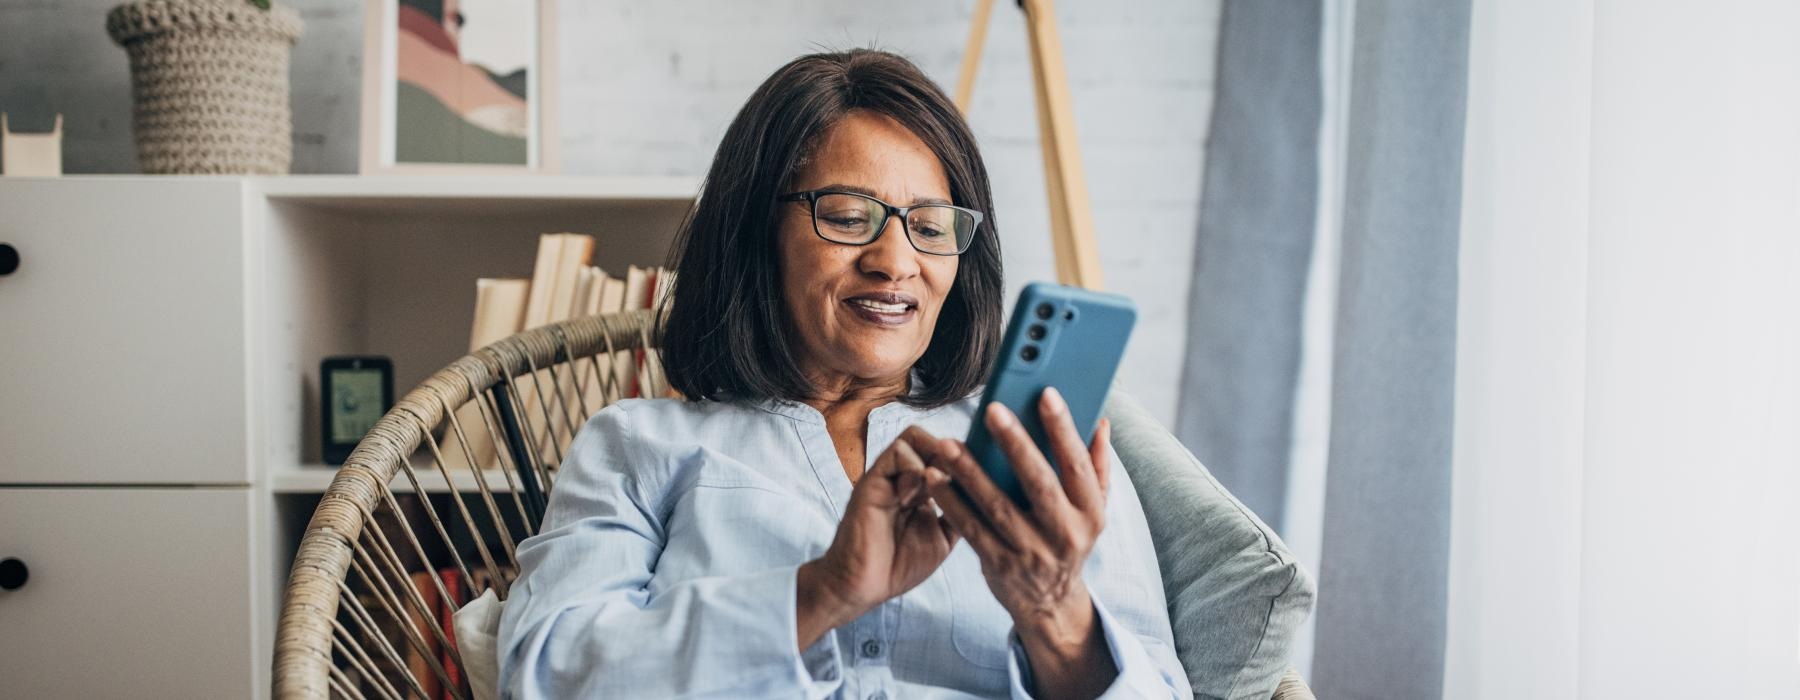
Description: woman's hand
xmin=926 ymin=387 xmax=1118 ymax=700
xmin=796 ymin=426 xmax=959 ymax=649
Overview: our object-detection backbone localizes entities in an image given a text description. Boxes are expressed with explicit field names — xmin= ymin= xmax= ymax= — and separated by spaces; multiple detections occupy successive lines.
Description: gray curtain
xmin=1176 ymin=0 xmax=1323 ymax=530
xmin=1310 ymin=2 xmax=1469 ymax=698
xmin=1180 ymin=1 xmax=1471 ymax=698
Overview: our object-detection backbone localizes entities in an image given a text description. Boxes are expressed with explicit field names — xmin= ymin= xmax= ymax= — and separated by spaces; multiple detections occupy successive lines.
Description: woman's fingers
xmin=896 ymin=425 xmax=949 ymax=464
xmin=984 ymin=402 xmax=1078 ymax=523
xmin=1089 ymin=417 xmax=1112 ymax=498
xmin=933 ymin=434 xmax=1045 ymax=551
xmin=1036 ymin=388 xmax=1104 ymax=517
xmin=926 ymin=466 xmax=1010 ymax=558
xmin=892 ymin=438 xmax=930 ymax=505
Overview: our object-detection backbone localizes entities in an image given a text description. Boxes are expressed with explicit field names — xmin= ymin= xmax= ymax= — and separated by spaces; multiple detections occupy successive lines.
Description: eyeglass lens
xmin=812 ymin=192 xmax=974 ymax=255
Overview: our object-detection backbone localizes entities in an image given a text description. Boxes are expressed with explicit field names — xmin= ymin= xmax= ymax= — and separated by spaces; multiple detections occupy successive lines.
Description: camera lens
xmin=1035 ymin=303 xmax=1055 ymax=320
xmin=1021 ymin=345 xmax=1040 ymax=362
xmin=1027 ymin=324 xmax=1047 ymax=341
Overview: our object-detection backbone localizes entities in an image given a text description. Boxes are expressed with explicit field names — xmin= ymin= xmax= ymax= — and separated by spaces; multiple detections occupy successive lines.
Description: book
xmin=521 ymin=234 xmax=566 ymax=332
xmin=407 ymin=570 xmax=444 ymax=698
xmin=470 ymin=278 xmax=529 ymax=349
xmin=442 ymin=278 xmax=529 ymax=471
xmin=620 ymin=266 xmax=651 ymax=399
xmin=437 ymin=567 xmax=466 ymax=700
xmin=577 ymin=268 xmax=620 ymax=403
xmin=581 ymin=266 xmax=606 ymax=318
xmin=521 ymin=233 xmax=595 ymax=458
xmin=645 ymin=268 xmax=676 ymax=397
xmin=546 ymin=234 xmax=595 ymax=328
xmin=598 ymin=274 xmax=626 ymax=317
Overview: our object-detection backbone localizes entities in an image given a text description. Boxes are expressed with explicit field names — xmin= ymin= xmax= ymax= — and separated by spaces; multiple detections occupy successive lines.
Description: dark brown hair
xmin=658 ymin=48 xmax=1004 ymax=408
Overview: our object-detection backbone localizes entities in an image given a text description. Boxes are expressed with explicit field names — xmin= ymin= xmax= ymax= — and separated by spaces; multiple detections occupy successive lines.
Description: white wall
xmin=553 ymin=1 xmax=1222 ymax=424
xmin=1448 ymin=1 xmax=1800 ymax=697
xmin=0 ymin=0 xmax=1222 ymax=426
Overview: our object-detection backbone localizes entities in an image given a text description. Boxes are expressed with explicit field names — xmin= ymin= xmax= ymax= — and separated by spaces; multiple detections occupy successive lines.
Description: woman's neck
xmin=801 ymin=369 xmax=910 ymax=483
xmin=799 ymin=369 xmax=910 ymax=415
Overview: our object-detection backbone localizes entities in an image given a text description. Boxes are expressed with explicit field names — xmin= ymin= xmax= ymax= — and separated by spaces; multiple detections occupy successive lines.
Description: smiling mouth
xmin=843 ymin=292 xmax=919 ymax=326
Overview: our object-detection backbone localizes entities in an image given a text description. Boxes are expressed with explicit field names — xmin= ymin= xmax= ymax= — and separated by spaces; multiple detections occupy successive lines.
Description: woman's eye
xmin=823 ymin=215 xmax=869 ymax=228
xmin=915 ymin=225 xmax=947 ymax=238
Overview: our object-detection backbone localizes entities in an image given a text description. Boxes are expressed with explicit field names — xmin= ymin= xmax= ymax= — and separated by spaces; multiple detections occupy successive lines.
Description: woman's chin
xmin=819 ymin=347 xmax=922 ymax=384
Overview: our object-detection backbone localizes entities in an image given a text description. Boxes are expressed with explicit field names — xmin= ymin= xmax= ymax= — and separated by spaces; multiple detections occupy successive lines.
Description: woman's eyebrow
xmin=818 ymin=183 xmax=951 ymax=206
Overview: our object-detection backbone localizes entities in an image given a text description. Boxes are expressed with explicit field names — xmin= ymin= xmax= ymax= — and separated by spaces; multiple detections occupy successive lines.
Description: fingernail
xmin=1043 ymin=386 xmax=1066 ymax=414
xmin=941 ymin=439 xmax=962 ymax=459
xmin=987 ymin=401 xmax=1014 ymax=428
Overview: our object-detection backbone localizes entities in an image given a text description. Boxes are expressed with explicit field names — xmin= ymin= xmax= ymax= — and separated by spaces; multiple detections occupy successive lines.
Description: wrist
xmin=797 ymin=558 xmax=867 ymax=631
xmin=1014 ymin=582 xmax=1116 ymax=700
xmin=1014 ymin=581 xmax=1104 ymax=666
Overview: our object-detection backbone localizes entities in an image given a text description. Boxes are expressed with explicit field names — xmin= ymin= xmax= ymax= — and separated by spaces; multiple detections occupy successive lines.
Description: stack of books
xmin=443 ymin=233 xmax=674 ymax=471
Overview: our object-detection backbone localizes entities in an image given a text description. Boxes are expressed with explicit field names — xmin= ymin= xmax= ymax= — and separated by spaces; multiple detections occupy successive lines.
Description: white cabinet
xmin=0 ymin=179 xmax=248 ymax=485
xmin=0 ymin=175 xmax=695 ymax=698
xmin=0 ymin=488 xmax=255 ymax=698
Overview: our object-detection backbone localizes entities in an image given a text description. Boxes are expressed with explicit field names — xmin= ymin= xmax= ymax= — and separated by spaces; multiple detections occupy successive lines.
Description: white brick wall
xmin=0 ymin=0 xmax=1221 ymax=426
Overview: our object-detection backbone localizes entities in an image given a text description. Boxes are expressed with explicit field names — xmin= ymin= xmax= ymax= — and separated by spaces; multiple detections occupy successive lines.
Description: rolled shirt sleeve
xmin=497 ymin=405 xmax=844 ymax=698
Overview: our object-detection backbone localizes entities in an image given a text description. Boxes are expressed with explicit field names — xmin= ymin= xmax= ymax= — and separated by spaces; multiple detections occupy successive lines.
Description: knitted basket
xmin=107 ymin=0 xmax=303 ymax=174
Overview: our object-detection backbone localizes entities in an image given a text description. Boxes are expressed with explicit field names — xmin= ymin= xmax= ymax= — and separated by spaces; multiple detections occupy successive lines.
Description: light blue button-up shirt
xmin=498 ymin=391 xmax=1192 ymax=698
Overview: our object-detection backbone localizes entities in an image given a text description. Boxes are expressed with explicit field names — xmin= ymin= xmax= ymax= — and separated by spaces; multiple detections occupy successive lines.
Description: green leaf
xmin=249 ymin=0 xmax=270 ymax=9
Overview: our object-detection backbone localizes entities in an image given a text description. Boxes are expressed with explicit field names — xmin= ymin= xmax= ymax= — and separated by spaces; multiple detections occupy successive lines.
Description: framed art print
xmin=359 ymin=0 xmax=560 ymax=174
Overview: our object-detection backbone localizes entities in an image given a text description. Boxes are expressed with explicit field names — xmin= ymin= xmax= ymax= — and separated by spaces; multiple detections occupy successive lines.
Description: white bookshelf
xmin=250 ymin=173 xmax=698 ymax=201
xmin=0 ymin=175 xmax=698 ymax=698
xmin=251 ymin=174 xmax=697 ymax=473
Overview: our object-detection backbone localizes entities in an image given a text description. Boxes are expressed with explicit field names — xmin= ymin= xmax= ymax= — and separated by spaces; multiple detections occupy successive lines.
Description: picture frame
xmin=358 ymin=0 xmax=560 ymax=174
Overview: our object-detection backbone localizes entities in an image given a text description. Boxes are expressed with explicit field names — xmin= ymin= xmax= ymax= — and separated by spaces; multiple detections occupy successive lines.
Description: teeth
xmin=849 ymin=299 xmax=909 ymax=313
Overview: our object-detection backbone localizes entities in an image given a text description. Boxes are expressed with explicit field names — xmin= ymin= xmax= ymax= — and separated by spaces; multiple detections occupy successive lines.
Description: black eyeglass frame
xmin=778 ymin=189 xmax=985 ymax=256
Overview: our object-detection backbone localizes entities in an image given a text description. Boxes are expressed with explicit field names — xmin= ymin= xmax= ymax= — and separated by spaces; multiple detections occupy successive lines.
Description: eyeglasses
xmin=778 ymin=189 xmax=984 ymax=256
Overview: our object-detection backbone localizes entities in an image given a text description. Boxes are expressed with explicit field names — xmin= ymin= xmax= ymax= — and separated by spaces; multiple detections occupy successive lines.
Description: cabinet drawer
xmin=0 ymin=487 xmax=254 ymax=698
xmin=0 ymin=179 xmax=248 ymax=484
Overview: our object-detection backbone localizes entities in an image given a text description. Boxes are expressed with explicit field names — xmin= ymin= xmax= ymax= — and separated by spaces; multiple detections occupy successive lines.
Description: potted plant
xmin=107 ymin=0 xmax=304 ymax=174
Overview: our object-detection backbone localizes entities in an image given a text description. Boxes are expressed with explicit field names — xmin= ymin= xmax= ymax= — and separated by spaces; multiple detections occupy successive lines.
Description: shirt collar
xmin=748 ymin=368 xmax=933 ymax=425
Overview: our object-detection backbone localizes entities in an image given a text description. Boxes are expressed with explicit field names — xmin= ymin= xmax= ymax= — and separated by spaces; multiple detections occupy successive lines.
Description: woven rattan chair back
xmin=275 ymin=310 xmax=659 ymax=700
xmin=272 ymin=308 xmax=1317 ymax=700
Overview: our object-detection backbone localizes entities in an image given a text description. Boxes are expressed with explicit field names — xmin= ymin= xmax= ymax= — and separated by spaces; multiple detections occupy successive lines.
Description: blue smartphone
xmin=965 ymin=282 xmax=1137 ymax=505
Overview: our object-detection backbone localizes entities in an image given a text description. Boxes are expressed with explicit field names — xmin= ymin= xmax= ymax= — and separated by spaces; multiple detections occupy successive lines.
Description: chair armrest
xmin=1103 ymin=391 xmax=1317 ymax=700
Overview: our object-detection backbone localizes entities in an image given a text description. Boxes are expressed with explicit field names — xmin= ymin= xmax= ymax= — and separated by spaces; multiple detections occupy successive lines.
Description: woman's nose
xmin=857 ymin=215 xmax=922 ymax=281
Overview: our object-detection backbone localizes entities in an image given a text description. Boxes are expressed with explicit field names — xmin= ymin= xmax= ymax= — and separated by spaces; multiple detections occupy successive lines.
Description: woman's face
xmin=778 ymin=110 xmax=960 ymax=390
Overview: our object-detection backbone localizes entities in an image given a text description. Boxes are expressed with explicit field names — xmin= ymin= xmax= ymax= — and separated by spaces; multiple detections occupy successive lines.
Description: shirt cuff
xmin=771 ymin=564 xmax=845 ymax=698
xmin=1005 ymin=592 xmax=1182 ymax=699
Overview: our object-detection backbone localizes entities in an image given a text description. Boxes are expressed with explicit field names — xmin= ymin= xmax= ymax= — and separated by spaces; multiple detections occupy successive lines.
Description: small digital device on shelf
xmin=321 ymin=356 xmax=395 ymax=466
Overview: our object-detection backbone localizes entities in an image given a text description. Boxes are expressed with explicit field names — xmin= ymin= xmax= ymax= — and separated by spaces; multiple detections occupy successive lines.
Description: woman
xmin=498 ymin=49 xmax=1189 ymax=699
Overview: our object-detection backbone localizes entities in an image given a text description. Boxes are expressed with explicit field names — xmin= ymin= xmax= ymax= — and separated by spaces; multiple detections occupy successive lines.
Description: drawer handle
xmin=0 ymin=243 xmax=16 ymax=277
xmin=0 ymin=558 xmax=26 ymax=591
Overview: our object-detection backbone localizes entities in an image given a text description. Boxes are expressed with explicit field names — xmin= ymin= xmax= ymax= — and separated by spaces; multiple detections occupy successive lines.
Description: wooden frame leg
xmin=955 ymin=0 xmax=1106 ymax=291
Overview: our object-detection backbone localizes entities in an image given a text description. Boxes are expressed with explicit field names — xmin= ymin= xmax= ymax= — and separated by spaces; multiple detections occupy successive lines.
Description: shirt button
xmin=861 ymin=639 xmax=883 ymax=658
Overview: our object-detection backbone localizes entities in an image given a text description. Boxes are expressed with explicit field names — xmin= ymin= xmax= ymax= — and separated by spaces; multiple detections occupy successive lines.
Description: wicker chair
xmin=273 ymin=309 xmax=1314 ymax=699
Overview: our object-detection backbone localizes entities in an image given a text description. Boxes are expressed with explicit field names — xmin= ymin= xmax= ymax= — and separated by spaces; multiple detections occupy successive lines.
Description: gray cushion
xmin=1104 ymin=392 xmax=1316 ymax=700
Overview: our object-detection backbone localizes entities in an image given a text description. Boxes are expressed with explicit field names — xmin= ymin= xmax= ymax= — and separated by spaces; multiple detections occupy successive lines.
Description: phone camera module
xmin=1027 ymin=324 xmax=1047 ymax=341
xmin=1035 ymin=303 xmax=1055 ymax=320
xmin=1021 ymin=345 xmax=1040 ymax=362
